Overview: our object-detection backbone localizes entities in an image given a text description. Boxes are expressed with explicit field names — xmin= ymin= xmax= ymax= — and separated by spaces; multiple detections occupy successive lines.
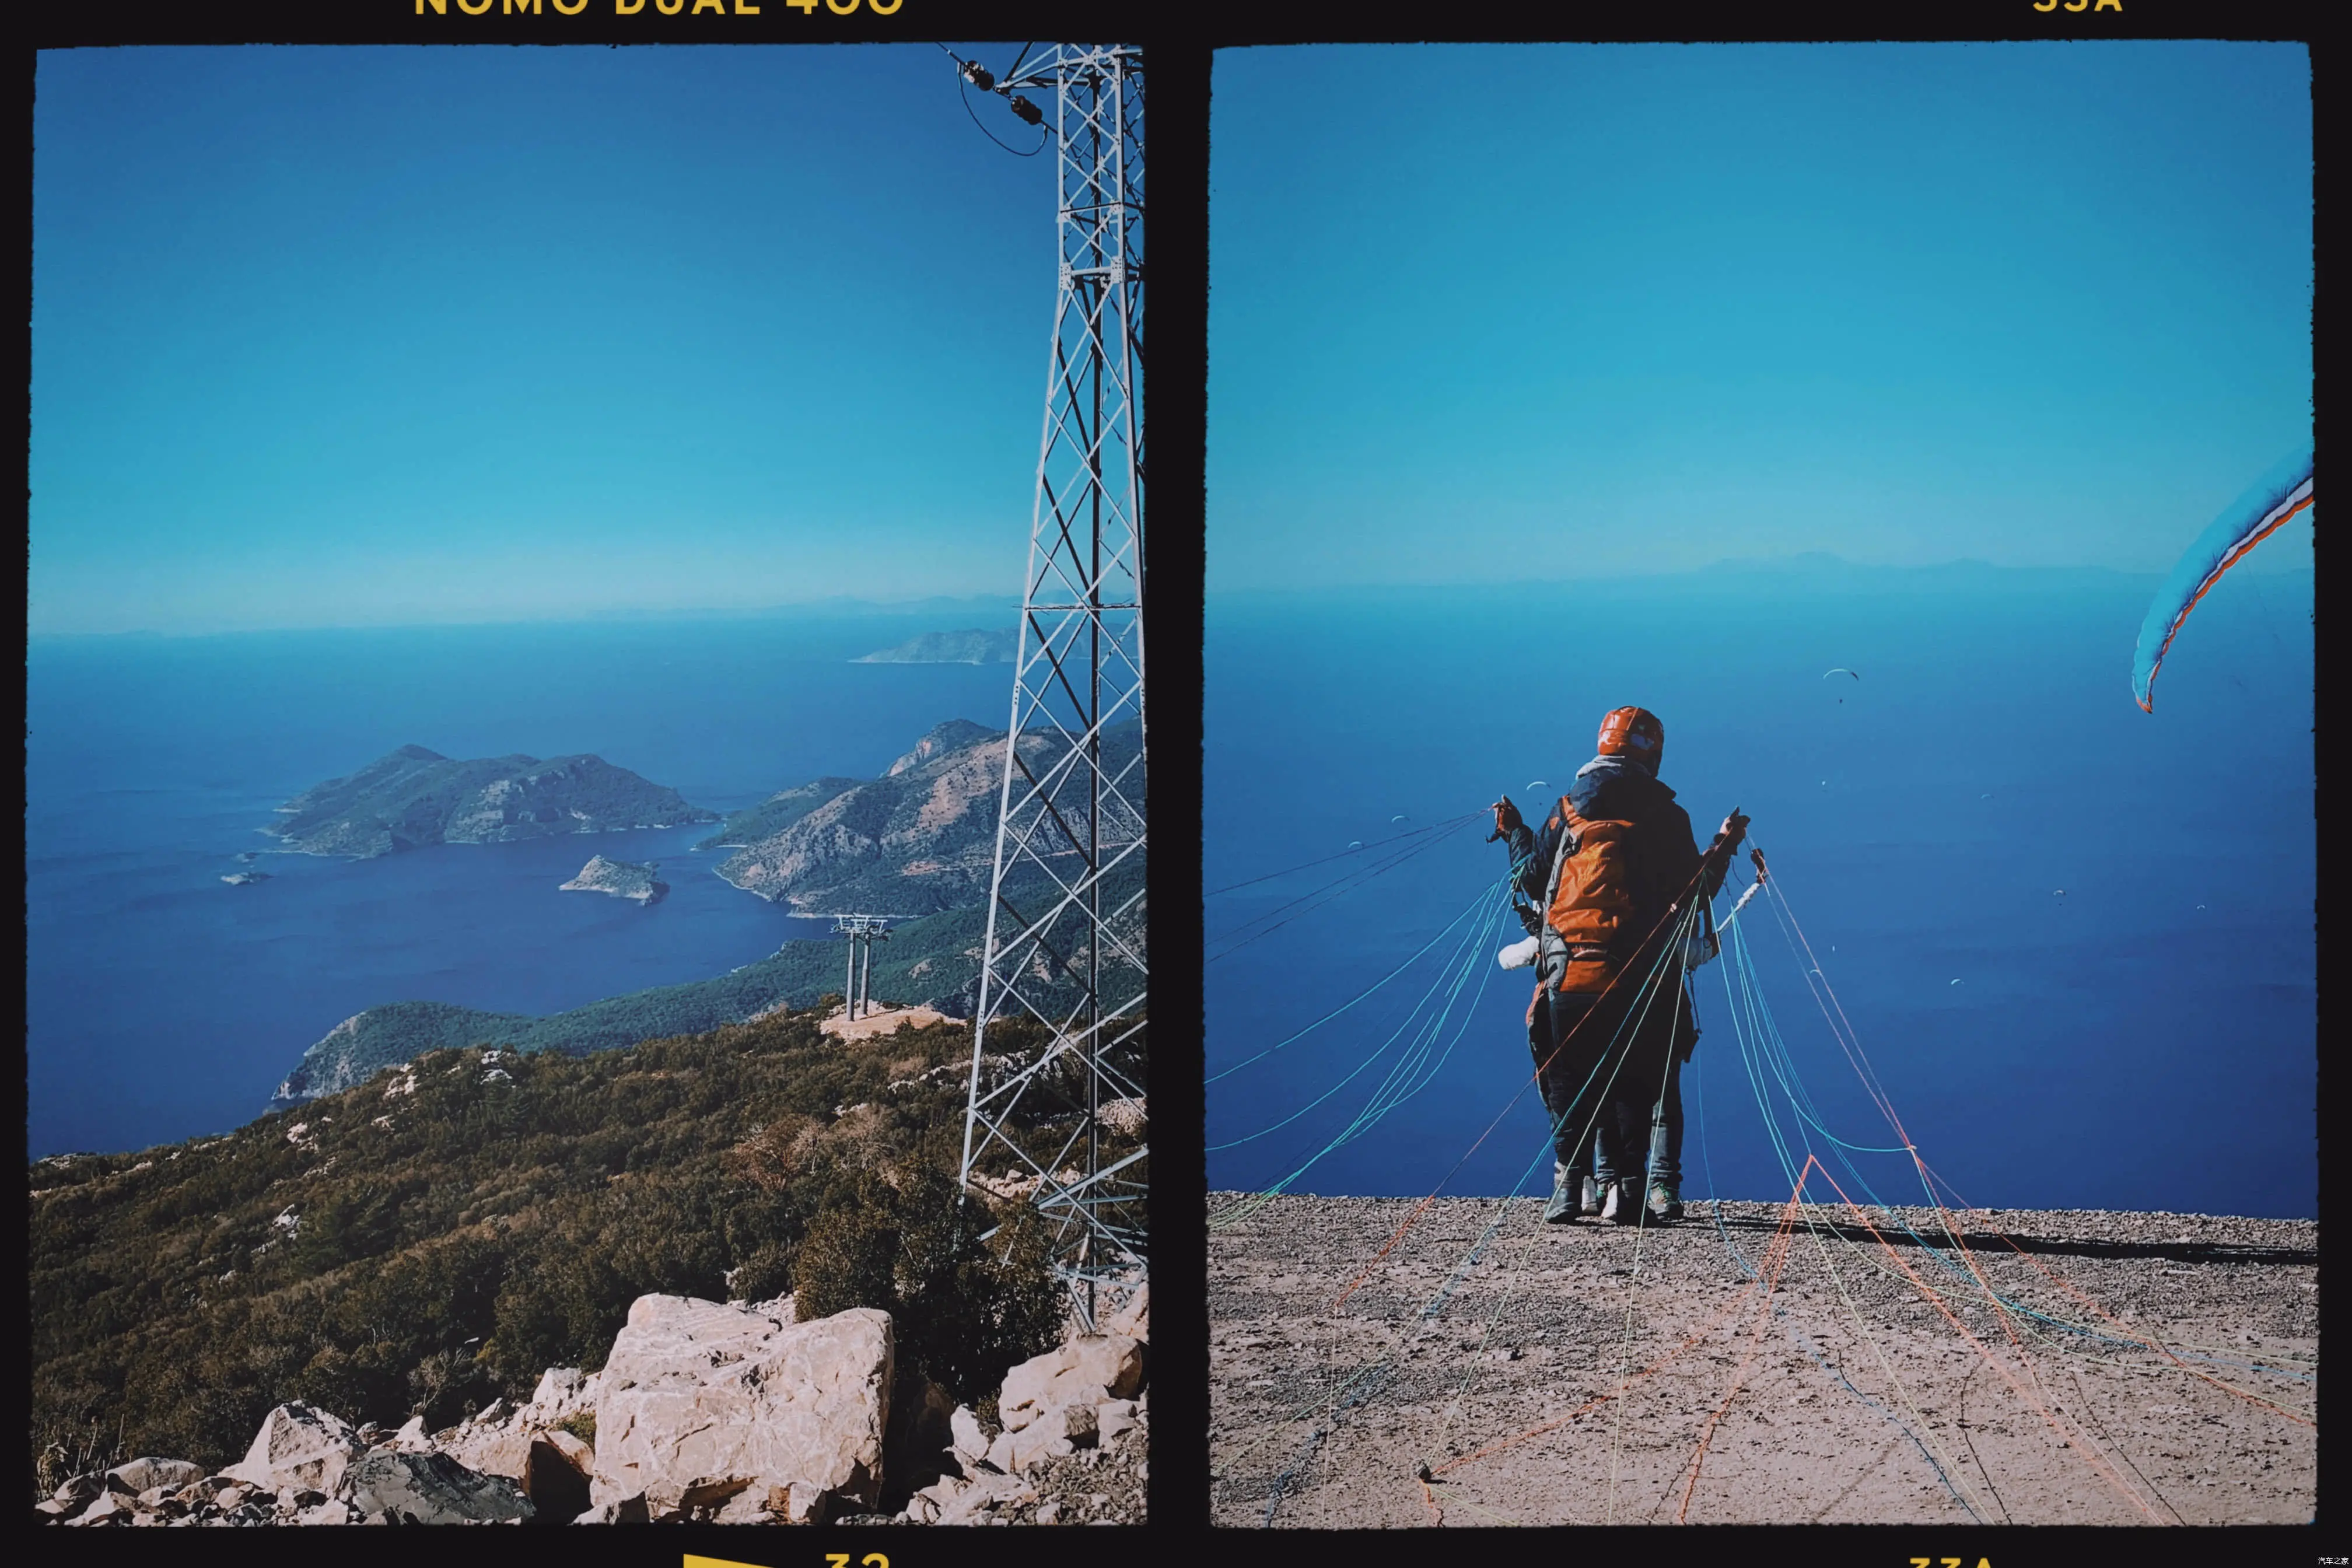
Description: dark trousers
xmin=1530 ymin=984 xmax=1645 ymax=1184
xmin=1535 ymin=973 xmax=1695 ymax=1189
xmin=1589 ymin=1049 xmax=1685 ymax=1187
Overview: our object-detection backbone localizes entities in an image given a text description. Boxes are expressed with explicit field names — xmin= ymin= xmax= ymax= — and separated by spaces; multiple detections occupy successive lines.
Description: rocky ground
xmin=1209 ymin=1194 xmax=2315 ymax=1528
xmin=37 ymin=1280 xmax=1147 ymax=1528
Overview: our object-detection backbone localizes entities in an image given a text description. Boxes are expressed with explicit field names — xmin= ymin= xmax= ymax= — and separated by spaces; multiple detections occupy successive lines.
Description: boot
xmin=1647 ymin=1180 xmax=1684 ymax=1223
xmin=1598 ymin=1178 xmax=1629 ymax=1224
xmin=1580 ymin=1174 xmax=1602 ymax=1217
xmin=1542 ymin=1163 xmax=1579 ymax=1224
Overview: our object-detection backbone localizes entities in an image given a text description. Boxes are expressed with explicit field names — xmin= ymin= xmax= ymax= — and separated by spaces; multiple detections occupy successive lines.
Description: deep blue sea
xmin=1203 ymin=565 xmax=2315 ymax=1220
xmin=24 ymin=609 xmax=1017 ymax=1159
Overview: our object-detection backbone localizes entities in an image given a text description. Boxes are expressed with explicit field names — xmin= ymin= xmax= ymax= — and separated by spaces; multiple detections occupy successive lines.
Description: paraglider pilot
xmin=1490 ymin=706 xmax=1747 ymax=1225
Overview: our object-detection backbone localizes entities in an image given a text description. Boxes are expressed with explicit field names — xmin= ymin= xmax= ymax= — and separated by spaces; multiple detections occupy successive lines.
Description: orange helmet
xmin=1596 ymin=706 xmax=1664 ymax=767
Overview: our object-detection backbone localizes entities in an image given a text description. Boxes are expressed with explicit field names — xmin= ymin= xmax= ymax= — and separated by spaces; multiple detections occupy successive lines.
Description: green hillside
xmin=268 ymin=905 xmax=993 ymax=1112
xmin=31 ymin=1009 xmax=1106 ymax=1491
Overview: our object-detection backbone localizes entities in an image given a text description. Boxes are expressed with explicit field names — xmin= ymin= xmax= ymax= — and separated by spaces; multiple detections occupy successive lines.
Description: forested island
xmin=266 ymin=746 xmax=715 ymax=859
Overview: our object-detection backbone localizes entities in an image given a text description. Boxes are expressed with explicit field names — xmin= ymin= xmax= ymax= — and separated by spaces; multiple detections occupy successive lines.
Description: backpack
xmin=1540 ymin=796 xmax=1637 ymax=994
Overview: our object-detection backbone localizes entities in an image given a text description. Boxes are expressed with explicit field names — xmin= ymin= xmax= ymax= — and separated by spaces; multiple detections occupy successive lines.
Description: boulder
xmin=538 ymin=1427 xmax=594 ymax=1475
xmin=106 ymin=1457 xmax=205 ymax=1495
xmin=438 ymin=1413 xmax=533 ymax=1482
xmin=51 ymin=1474 xmax=103 ymax=1509
xmin=998 ymin=1335 xmax=1146 ymax=1432
xmin=388 ymin=1416 xmax=433 ymax=1452
xmin=570 ymin=1493 xmax=650 ymax=1524
xmin=948 ymin=1405 xmax=991 ymax=1471
xmin=222 ymin=1404 xmax=365 ymax=1497
xmin=522 ymin=1437 xmax=592 ymax=1522
xmin=517 ymin=1366 xmax=598 ymax=1428
xmin=589 ymin=1296 xmax=892 ymax=1520
xmin=986 ymin=1401 xmax=1097 ymax=1474
xmin=342 ymin=1451 xmax=536 ymax=1525
xmin=1097 ymin=1398 xmax=1141 ymax=1446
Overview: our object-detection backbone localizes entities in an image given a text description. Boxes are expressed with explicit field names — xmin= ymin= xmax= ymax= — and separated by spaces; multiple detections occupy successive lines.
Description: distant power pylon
xmin=790 ymin=912 xmax=913 ymax=1021
xmin=954 ymin=42 xmax=1146 ymax=1328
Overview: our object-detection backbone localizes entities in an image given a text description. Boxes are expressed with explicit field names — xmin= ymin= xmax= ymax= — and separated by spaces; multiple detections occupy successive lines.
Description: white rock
xmin=999 ymin=1335 xmax=1146 ymax=1432
xmin=221 ymin=1404 xmax=365 ymax=1497
xmin=569 ymin=1493 xmax=650 ymax=1524
xmin=1102 ymin=1281 xmax=1149 ymax=1339
xmin=949 ymin=1405 xmax=991 ymax=1468
xmin=935 ymin=1469 xmax=1035 ymax=1525
xmin=1097 ymin=1398 xmax=1140 ymax=1445
xmin=589 ymin=1296 xmax=892 ymax=1521
xmin=389 ymin=1416 xmax=433 ymax=1452
xmin=538 ymin=1428 xmax=594 ymax=1475
xmin=105 ymin=1458 xmax=204 ymax=1495
xmin=526 ymin=1367 xmax=589 ymax=1421
xmin=993 ymin=1401 xmax=1097 ymax=1472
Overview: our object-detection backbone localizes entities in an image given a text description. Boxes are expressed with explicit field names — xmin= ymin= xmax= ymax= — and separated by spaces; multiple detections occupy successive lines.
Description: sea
xmin=24 ymin=608 xmax=1019 ymax=1160
xmin=1203 ymin=564 xmax=2316 ymax=1220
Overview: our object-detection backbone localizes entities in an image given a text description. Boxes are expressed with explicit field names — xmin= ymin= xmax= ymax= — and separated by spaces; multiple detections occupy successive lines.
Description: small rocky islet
xmin=558 ymin=855 xmax=667 ymax=906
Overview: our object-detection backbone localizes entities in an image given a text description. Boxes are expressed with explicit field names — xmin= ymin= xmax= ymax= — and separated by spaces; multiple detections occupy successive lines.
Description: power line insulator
xmin=961 ymin=61 xmax=996 ymax=92
xmin=1007 ymin=93 xmax=1043 ymax=127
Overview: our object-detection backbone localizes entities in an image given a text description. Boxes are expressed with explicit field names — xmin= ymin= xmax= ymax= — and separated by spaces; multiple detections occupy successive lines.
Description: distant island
xmin=852 ymin=628 xmax=1016 ymax=665
xmin=259 ymin=715 xmax=1142 ymax=1111
xmin=220 ymin=871 xmax=271 ymax=887
xmin=265 ymin=745 xmax=717 ymax=859
xmin=560 ymin=854 xmax=667 ymax=905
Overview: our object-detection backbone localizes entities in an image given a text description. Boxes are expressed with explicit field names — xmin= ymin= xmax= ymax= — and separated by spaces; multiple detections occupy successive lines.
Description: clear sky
xmin=32 ymin=45 xmax=1059 ymax=635
xmin=1208 ymin=43 xmax=2313 ymax=590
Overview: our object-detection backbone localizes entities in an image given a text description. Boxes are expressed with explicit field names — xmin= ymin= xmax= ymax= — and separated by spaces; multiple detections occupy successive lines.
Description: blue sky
xmin=1209 ymin=43 xmax=2313 ymax=590
xmin=32 ymin=45 xmax=1058 ymax=635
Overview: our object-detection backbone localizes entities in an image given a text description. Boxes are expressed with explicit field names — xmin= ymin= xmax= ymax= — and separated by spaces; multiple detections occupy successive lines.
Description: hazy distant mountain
xmin=266 ymin=746 xmax=717 ymax=859
xmin=852 ymin=629 xmax=1017 ymax=664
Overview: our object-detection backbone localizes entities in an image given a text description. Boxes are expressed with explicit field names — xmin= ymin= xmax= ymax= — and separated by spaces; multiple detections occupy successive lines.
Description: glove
xmin=1488 ymin=796 xmax=1522 ymax=842
xmin=1716 ymin=809 xmax=1749 ymax=848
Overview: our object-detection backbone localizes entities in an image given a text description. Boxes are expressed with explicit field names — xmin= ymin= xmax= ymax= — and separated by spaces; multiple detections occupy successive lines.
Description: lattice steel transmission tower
xmin=958 ymin=43 xmax=1146 ymax=1327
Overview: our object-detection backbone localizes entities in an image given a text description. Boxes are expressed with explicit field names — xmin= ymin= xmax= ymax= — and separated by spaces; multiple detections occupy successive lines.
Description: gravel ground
xmin=1209 ymin=1194 xmax=2316 ymax=1528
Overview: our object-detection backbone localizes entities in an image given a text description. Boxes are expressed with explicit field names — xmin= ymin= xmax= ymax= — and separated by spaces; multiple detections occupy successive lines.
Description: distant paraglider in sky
xmin=2132 ymin=444 xmax=2313 ymax=713
xmin=1823 ymin=668 xmax=1860 ymax=680
xmin=1347 ymin=841 xmax=1362 ymax=850
xmin=1526 ymin=780 xmax=1548 ymax=792
xmin=1391 ymin=814 xmax=1408 ymax=822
